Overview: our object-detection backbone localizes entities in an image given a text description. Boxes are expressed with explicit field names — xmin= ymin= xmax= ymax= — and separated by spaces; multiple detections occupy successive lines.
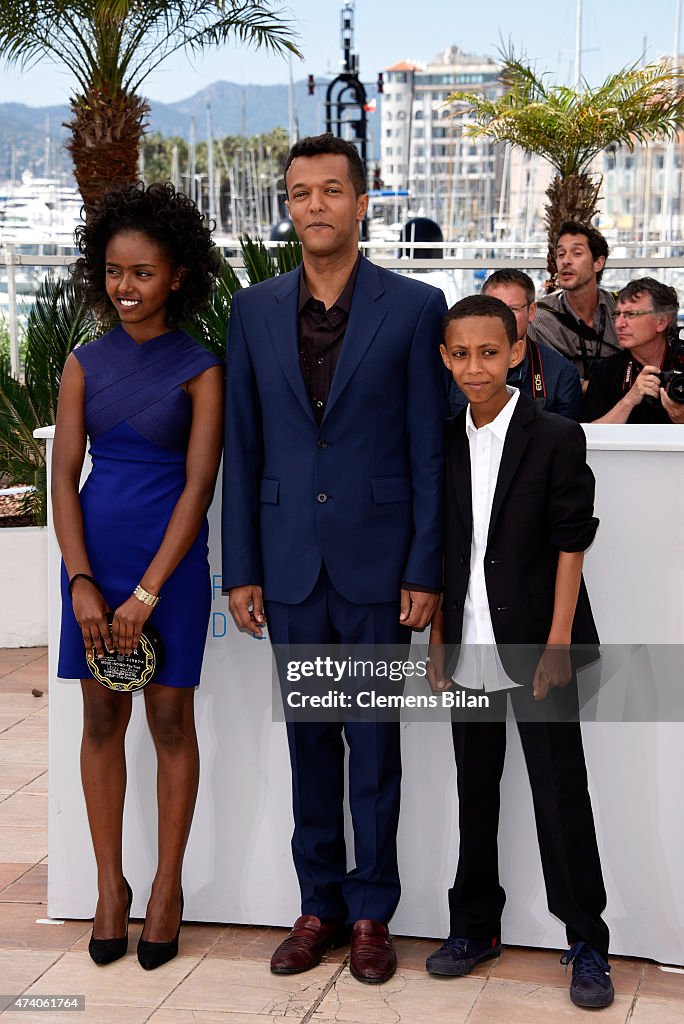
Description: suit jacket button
xmin=317 ymin=439 xmax=328 ymax=449
xmin=459 ymin=554 xmax=467 ymax=565
xmin=451 ymin=599 xmax=462 ymax=610
xmin=316 ymin=493 xmax=328 ymax=503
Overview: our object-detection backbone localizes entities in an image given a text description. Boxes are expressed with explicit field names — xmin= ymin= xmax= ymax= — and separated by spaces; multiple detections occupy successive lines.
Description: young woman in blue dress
xmin=52 ymin=182 xmax=223 ymax=969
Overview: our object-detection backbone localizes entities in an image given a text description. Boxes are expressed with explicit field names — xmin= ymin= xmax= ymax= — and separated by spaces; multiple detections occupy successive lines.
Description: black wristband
xmin=68 ymin=573 xmax=102 ymax=599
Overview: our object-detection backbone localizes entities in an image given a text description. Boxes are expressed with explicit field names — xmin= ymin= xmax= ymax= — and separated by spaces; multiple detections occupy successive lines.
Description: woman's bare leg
xmin=80 ymin=679 xmax=132 ymax=938
xmin=141 ymin=684 xmax=198 ymax=941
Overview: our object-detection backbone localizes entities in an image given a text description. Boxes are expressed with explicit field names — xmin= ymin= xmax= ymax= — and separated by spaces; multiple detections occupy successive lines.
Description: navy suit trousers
xmin=266 ymin=566 xmax=410 ymax=925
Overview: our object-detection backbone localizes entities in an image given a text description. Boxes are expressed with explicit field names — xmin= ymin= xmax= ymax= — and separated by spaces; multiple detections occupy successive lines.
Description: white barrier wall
xmin=39 ymin=424 xmax=684 ymax=964
xmin=0 ymin=526 xmax=48 ymax=647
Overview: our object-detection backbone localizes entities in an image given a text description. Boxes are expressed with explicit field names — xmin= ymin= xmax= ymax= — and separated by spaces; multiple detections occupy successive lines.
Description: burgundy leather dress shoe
xmin=350 ymin=919 xmax=397 ymax=984
xmin=270 ymin=915 xmax=349 ymax=974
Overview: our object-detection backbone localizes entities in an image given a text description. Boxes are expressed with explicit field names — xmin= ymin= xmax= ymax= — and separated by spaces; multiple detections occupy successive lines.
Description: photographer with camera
xmin=582 ymin=278 xmax=684 ymax=424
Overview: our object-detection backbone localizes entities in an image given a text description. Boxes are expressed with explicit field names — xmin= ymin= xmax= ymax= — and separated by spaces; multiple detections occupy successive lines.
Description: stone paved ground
xmin=1 ymin=648 xmax=683 ymax=1023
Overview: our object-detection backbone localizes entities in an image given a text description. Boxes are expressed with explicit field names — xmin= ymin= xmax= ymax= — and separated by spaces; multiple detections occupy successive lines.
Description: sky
xmin=0 ymin=0 xmax=680 ymax=106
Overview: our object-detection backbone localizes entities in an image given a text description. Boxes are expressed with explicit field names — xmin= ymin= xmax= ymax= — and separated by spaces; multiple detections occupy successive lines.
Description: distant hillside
xmin=0 ymin=80 xmax=351 ymax=181
xmin=149 ymin=80 xmax=322 ymax=138
xmin=0 ymin=103 xmax=72 ymax=182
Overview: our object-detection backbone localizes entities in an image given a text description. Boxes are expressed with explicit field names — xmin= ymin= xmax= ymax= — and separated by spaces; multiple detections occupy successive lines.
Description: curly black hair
xmin=73 ymin=182 xmax=221 ymax=326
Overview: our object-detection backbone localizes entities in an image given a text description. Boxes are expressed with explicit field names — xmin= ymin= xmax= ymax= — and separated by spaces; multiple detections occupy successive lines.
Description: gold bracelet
xmin=133 ymin=584 xmax=160 ymax=608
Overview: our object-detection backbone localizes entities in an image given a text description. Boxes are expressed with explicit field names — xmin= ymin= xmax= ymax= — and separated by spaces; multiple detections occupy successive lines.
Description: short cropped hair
xmin=283 ymin=133 xmax=367 ymax=197
xmin=617 ymin=277 xmax=679 ymax=325
xmin=443 ymin=294 xmax=518 ymax=347
xmin=482 ymin=268 xmax=536 ymax=305
xmin=555 ymin=221 xmax=610 ymax=283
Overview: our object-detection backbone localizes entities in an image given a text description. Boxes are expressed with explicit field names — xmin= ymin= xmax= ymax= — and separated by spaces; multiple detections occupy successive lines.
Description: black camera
xmin=659 ymin=330 xmax=684 ymax=403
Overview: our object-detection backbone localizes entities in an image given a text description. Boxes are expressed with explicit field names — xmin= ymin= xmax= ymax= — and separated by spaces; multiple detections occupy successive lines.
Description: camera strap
xmin=526 ymin=338 xmax=547 ymax=401
xmin=537 ymin=296 xmax=621 ymax=379
xmin=622 ymin=346 xmax=670 ymax=393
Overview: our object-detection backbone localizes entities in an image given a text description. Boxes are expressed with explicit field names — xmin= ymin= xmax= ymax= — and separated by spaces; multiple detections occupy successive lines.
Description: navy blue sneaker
xmin=426 ymin=935 xmax=501 ymax=976
xmin=561 ymin=941 xmax=615 ymax=1008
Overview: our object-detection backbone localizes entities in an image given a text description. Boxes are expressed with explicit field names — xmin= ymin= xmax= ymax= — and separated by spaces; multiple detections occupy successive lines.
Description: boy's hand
xmin=532 ymin=645 xmax=572 ymax=700
xmin=427 ymin=640 xmax=452 ymax=693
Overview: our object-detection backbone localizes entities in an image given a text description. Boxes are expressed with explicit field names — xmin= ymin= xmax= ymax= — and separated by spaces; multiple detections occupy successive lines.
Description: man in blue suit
xmin=223 ymin=134 xmax=446 ymax=983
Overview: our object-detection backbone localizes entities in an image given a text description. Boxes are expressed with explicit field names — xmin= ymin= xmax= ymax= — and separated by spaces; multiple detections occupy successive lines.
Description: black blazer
xmin=443 ymin=393 xmax=599 ymax=671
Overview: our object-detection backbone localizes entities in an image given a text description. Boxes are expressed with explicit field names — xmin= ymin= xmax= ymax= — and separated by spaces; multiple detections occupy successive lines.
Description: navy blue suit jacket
xmin=222 ymin=256 xmax=447 ymax=605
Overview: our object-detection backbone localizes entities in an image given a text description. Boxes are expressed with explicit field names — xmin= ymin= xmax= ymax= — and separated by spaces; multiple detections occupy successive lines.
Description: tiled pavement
xmin=0 ymin=648 xmax=683 ymax=1023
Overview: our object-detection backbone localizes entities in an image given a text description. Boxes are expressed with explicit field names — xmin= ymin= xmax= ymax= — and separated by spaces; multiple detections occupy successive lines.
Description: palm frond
xmin=186 ymin=255 xmax=242 ymax=358
xmin=124 ymin=2 xmax=302 ymax=92
xmin=0 ymin=355 xmax=46 ymax=523
xmin=24 ymin=276 xmax=97 ymax=424
xmin=0 ymin=276 xmax=96 ymax=523
xmin=239 ymin=233 xmax=279 ymax=284
xmin=448 ymin=58 xmax=684 ymax=178
xmin=187 ymin=235 xmax=301 ymax=356
xmin=274 ymin=238 xmax=302 ymax=275
xmin=496 ymin=40 xmax=549 ymax=103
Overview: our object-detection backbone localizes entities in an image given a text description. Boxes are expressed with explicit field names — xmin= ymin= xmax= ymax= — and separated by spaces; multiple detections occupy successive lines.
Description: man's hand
xmin=661 ymin=387 xmax=684 ymax=423
xmin=532 ymin=645 xmax=572 ymax=700
xmin=400 ymin=589 xmax=440 ymax=631
xmin=628 ymin=365 xmax=663 ymax=407
xmin=229 ymin=584 xmax=266 ymax=638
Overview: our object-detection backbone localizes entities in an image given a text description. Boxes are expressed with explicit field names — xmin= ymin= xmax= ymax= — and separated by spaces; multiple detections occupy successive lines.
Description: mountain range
xmin=0 ymin=79 xmax=362 ymax=181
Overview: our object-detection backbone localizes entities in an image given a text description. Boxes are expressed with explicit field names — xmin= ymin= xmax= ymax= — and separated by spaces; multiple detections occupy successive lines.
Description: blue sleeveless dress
xmin=57 ymin=325 xmax=222 ymax=687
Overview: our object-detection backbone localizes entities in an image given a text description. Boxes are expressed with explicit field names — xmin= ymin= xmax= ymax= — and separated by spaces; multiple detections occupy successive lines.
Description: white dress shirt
xmin=452 ymin=386 xmax=521 ymax=692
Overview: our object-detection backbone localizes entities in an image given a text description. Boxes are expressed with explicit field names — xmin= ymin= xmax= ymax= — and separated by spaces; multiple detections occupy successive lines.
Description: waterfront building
xmin=379 ymin=47 xmax=505 ymax=238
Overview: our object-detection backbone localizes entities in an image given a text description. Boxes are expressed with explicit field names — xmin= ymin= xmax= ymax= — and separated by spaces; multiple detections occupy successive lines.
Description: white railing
xmin=3 ymin=239 xmax=684 ymax=377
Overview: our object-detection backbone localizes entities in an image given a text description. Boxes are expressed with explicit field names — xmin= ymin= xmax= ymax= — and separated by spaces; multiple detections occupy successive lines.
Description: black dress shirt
xmin=298 ymin=255 xmax=360 ymax=424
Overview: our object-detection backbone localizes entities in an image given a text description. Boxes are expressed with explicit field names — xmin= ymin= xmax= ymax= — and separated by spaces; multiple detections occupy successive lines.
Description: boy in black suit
xmin=426 ymin=295 xmax=613 ymax=1009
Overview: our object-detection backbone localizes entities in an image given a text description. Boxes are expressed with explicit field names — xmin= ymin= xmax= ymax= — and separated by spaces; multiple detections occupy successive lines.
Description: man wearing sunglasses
xmin=582 ymin=278 xmax=684 ymax=423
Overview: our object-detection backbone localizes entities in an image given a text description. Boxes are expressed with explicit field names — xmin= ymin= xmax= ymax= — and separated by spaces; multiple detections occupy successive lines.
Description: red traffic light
xmin=377 ymin=72 xmax=384 ymax=95
xmin=307 ymin=74 xmax=315 ymax=96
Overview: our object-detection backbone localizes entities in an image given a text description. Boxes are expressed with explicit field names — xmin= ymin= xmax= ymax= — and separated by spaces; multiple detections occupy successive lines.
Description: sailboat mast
xmin=574 ymin=0 xmax=583 ymax=88
xmin=661 ymin=0 xmax=682 ymax=242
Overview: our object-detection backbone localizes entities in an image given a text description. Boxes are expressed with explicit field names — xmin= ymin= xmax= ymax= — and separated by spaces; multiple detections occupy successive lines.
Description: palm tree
xmin=447 ymin=53 xmax=684 ymax=285
xmin=0 ymin=1 xmax=300 ymax=206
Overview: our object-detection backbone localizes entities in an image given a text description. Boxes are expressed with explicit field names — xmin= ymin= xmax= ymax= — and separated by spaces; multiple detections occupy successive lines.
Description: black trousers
xmin=449 ymin=692 xmax=609 ymax=959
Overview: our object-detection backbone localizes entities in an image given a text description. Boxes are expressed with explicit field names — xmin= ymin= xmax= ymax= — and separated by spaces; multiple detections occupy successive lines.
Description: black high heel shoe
xmin=137 ymin=888 xmax=184 ymax=971
xmin=88 ymin=878 xmax=133 ymax=966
